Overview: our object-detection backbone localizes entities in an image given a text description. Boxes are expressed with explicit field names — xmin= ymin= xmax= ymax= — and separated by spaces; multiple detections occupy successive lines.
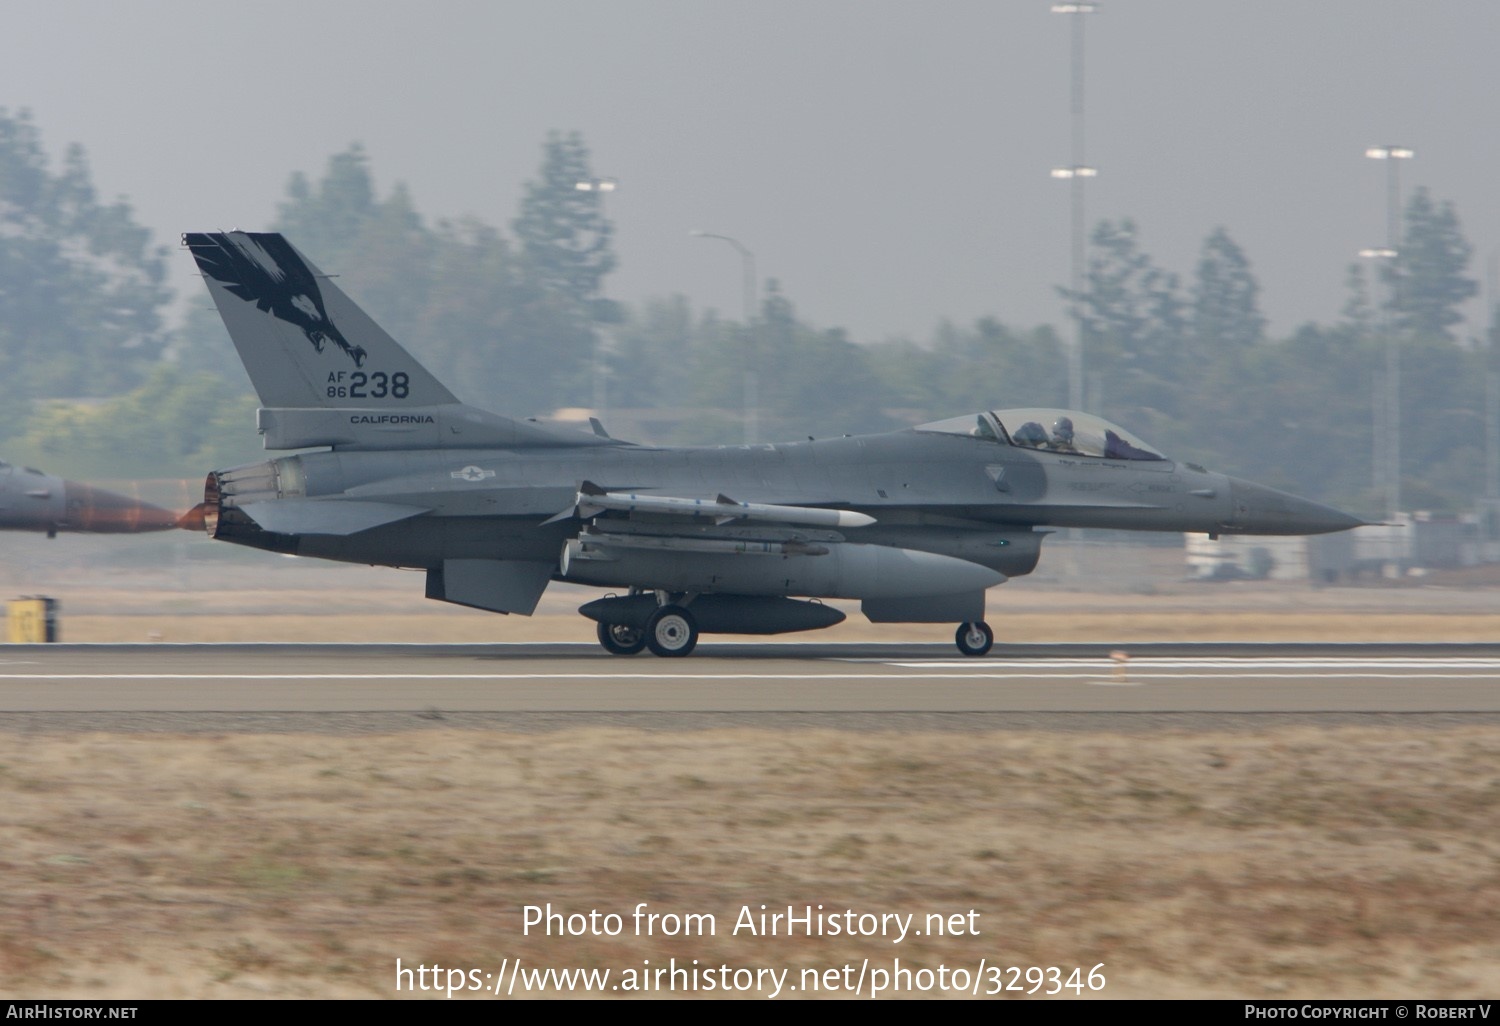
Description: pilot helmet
xmin=1052 ymin=416 xmax=1075 ymax=443
xmin=1013 ymin=421 xmax=1048 ymax=446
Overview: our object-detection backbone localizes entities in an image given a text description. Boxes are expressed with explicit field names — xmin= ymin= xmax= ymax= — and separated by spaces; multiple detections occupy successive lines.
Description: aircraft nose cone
xmin=62 ymin=482 xmax=179 ymax=533
xmin=1226 ymin=478 xmax=1365 ymax=536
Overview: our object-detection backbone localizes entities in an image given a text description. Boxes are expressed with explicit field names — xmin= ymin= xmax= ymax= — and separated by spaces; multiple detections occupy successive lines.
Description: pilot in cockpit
xmin=1048 ymin=416 xmax=1081 ymax=454
xmin=1012 ymin=421 xmax=1048 ymax=448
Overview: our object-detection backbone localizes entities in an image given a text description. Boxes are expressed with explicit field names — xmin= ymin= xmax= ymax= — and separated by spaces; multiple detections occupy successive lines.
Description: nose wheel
xmin=955 ymin=621 xmax=993 ymax=657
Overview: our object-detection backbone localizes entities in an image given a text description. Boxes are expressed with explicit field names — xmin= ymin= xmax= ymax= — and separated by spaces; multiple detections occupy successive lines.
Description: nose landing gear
xmin=955 ymin=621 xmax=993 ymax=657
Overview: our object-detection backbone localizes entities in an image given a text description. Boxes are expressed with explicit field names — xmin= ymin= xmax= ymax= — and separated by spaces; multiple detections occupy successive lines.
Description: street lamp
xmin=691 ymin=231 xmax=760 ymax=444
xmin=1052 ymin=1 xmax=1100 ymax=413
xmin=689 ymin=230 xmax=756 ymax=325
xmin=576 ymin=178 xmax=618 ymax=418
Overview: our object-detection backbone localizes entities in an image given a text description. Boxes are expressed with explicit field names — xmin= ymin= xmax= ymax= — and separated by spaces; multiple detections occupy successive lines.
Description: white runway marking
xmin=880 ymin=658 xmax=1500 ymax=682
xmin=894 ymin=659 xmax=1500 ymax=669
xmin=0 ymin=672 xmax=1180 ymax=681
xmin=4 ymin=655 xmax=1500 ymax=683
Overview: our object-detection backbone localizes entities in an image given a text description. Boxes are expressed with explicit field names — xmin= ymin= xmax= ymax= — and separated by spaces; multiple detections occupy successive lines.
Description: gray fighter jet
xmin=0 ymin=460 xmax=176 ymax=536
xmin=181 ymin=231 xmax=1364 ymax=656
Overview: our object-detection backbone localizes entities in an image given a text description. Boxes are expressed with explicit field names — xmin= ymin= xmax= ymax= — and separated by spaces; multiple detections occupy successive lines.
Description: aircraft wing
xmin=554 ymin=481 xmax=1005 ymax=618
xmin=237 ymin=498 xmax=430 ymax=536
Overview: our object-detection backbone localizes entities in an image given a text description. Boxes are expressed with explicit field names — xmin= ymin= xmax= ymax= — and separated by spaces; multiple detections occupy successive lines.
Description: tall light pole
xmin=1052 ymin=1 xmax=1099 ymax=413
xmin=1364 ymin=145 xmax=1412 ymax=520
xmin=1051 ymin=164 xmax=1098 ymax=412
xmin=691 ymin=230 xmax=760 ymax=443
xmin=1361 ymin=246 xmax=1400 ymax=519
xmin=1488 ymin=254 xmax=1500 ymax=514
xmin=1365 ymin=146 xmax=1413 ymax=255
xmin=575 ymin=177 xmax=618 ymax=419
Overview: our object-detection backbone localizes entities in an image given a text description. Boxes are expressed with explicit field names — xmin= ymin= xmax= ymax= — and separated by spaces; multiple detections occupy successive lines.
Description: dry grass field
xmin=3 ymin=725 xmax=1499 ymax=1000
xmin=1 ymin=547 xmax=1499 ymax=999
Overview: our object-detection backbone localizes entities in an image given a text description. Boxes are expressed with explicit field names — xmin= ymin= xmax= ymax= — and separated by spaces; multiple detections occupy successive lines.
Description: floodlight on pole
xmin=1364 ymin=146 xmax=1412 ymax=252
xmin=1360 ymin=244 xmax=1401 ymax=520
xmin=1363 ymin=145 xmax=1412 ymax=523
xmin=575 ymin=178 xmax=618 ymax=418
xmin=1052 ymin=160 xmax=1101 ymax=414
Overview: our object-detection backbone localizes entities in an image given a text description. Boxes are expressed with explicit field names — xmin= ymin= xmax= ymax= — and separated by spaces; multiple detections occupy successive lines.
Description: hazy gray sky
xmin=4 ymin=0 xmax=1497 ymax=343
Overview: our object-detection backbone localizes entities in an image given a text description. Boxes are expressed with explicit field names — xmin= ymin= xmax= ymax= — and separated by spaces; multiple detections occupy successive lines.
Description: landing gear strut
xmin=955 ymin=620 xmax=993 ymax=657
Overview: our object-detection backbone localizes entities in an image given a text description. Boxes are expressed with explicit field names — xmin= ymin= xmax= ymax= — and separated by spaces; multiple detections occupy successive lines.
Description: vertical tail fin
xmin=183 ymin=232 xmax=457 ymax=409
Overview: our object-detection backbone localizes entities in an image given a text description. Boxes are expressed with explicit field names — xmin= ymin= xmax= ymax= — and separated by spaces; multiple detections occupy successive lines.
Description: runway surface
xmin=1 ymin=643 xmax=1499 ymax=731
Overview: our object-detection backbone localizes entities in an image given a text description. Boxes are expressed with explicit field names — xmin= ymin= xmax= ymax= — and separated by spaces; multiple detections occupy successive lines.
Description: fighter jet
xmin=181 ymin=231 xmax=1364 ymax=656
xmin=0 ymin=460 xmax=177 ymax=536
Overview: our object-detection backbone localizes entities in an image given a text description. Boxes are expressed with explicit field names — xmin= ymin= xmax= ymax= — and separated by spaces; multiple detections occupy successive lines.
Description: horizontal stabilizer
xmin=238 ymin=499 xmax=429 ymax=536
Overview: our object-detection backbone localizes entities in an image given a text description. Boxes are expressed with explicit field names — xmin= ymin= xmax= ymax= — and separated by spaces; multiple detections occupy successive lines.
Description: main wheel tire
xmin=646 ymin=605 xmax=698 ymax=657
xmin=597 ymin=621 xmax=647 ymax=655
xmin=955 ymin=620 xmax=994 ymax=657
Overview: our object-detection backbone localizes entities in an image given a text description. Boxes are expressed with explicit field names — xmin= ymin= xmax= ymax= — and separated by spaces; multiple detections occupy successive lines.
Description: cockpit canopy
xmin=914 ymin=408 xmax=1167 ymax=462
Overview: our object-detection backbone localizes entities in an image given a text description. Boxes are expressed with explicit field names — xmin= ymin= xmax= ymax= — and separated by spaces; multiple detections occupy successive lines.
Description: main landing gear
xmin=591 ymin=597 xmax=990 ymax=659
xmin=955 ymin=621 xmax=994 ymax=657
xmin=593 ymin=591 xmax=699 ymax=657
xmin=645 ymin=604 xmax=698 ymax=657
xmin=596 ymin=621 xmax=647 ymax=655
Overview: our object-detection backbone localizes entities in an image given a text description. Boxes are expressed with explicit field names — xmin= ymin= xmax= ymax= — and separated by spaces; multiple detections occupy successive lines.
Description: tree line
xmin=0 ymin=108 xmax=1491 ymax=518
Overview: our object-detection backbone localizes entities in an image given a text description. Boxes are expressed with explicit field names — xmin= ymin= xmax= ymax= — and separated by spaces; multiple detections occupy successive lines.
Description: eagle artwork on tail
xmin=187 ymin=232 xmax=367 ymax=367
